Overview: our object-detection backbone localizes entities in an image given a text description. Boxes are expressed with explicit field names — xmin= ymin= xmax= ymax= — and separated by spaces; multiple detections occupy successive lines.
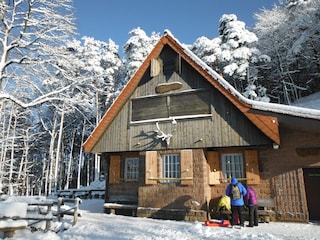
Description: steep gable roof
xmin=83 ymin=31 xmax=320 ymax=153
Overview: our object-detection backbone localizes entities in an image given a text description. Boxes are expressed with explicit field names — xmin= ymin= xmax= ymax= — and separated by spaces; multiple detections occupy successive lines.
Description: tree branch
xmin=0 ymin=83 xmax=74 ymax=108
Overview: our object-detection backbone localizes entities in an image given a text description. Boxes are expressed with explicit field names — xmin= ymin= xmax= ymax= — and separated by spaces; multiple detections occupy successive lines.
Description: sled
xmin=204 ymin=219 xmax=231 ymax=227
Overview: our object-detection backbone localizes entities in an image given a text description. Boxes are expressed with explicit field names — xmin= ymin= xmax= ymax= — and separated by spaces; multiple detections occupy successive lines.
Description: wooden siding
xmin=91 ymin=48 xmax=272 ymax=153
xmin=84 ymin=34 xmax=282 ymax=153
xmin=93 ymin=110 xmax=271 ymax=153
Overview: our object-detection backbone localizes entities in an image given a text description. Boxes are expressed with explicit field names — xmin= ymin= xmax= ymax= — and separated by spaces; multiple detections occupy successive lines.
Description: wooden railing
xmin=57 ymin=197 xmax=81 ymax=225
xmin=0 ymin=197 xmax=81 ymax=237
xmin=57 ymin=189 xmax=105 ymax=199
xmin=27 ymin=197 xmax=81 ymax=227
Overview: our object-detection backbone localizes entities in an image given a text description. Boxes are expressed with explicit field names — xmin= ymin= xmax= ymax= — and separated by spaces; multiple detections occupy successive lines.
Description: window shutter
xmin=181 ymin=150 xmax=193 ymax=185
xmin=245 ymin=150 xmax=260 ymax=185
xmin=207 ymin=151 xmax=221 ymax=185
xmin=150 ymin=58 xmax=161 ymax=77
xmin=109 ymin=155 xmax=121 ymax=184
xmin=145 ymin=151 xmax=158 ymax=184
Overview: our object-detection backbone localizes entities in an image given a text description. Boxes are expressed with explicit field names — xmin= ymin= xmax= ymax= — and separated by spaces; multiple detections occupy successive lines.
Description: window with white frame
xmin=162 ymin=154 xmax=180 ymax=183
xmin=221 ymin=153 xmax=244 ymax=180
xmin=124 ymin=158 xmax=139 ymax=182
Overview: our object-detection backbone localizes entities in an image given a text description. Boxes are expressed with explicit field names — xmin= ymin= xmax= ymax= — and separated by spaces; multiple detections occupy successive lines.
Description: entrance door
xmin=272 ymin=169 xmax=308 ymax=221
xmin=303 ymin=168 xmax=320 ymax=221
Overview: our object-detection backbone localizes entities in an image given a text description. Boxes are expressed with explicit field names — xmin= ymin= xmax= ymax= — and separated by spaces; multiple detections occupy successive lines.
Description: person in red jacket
xmin=245 ymin=186 xmax=259 ymax=227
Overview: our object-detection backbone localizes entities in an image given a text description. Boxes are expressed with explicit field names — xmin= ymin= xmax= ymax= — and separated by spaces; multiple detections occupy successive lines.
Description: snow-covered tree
xmin=0 ymin=0 xmax=76 ymax=106
xmin=191 ymin=14 xmax=270 ymax=102
xmin=36 ymin=36 xmax=124 ymax=193
xmin=123 ymin=27 xmax=160 ymax=81
xmin=254 ymin=0 xmax=320 ymax=104
xmin=62 ymin=37 xmax=124 ymax=188
xmin=191 ymin=36 xmax=221 ymax=70
xmin=217 ymin=14 xmax=259 ymax=92
xmin=0 ymin=0 xmax=77 ymax=195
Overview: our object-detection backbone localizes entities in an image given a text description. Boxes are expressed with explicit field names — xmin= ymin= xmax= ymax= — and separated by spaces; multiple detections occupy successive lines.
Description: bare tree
xmin=0 ymin=0 xmax=76 ymax=102
xmin=0 ymin=0 xmax=76 ymax=194
xmin=254 ymin=0 xmax=320 ymax=104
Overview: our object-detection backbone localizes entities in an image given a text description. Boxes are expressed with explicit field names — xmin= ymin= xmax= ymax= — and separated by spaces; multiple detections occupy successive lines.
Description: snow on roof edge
xmin=250 ymin=100 xmax=320 ymax=120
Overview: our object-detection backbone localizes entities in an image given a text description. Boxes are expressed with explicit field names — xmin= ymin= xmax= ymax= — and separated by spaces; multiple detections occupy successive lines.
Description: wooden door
xmin=303 ymin=168 xmax=320 ymax=221
xmin=272 ymin=169 xmax=308 ymax=221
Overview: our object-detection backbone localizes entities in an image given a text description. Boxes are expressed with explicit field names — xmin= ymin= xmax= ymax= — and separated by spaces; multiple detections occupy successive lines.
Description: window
xmin=162 ymin=154 xmax=181 ymax=183
xmin=170 ymin=90 xmax=211 ymax=116
xmin=145 ymin=150 xmax=193 ymax=185
xmin=124 ymin=158 xmax=139 ymax=182
xmin=207 ymin=150 xmax=260 ymax=185
xmin=131 ymin=90 xmax=211 ymax=122
xmin=131 ymin=95 xmax=167 ymax=121
xmin=221 ymin=153 xmax=244 ymax=179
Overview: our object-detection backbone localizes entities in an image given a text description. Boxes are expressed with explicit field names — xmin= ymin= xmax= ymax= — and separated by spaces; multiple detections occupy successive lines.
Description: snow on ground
xmin=5 ymin=198 xmax=319 ymax=240
xmin=293 ymin=91 xmax=320 ymax=110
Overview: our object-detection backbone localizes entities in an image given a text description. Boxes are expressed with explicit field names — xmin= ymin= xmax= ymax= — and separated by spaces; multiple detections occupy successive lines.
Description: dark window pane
xmin=132 ymin=96 xmax=168 ymax=121
xmin=170 ymin=90 xmax=210 ymax=116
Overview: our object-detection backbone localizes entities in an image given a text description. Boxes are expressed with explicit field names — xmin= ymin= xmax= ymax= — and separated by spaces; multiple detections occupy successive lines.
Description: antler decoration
xmin=154 ymin=119 xmax=177 ymax=146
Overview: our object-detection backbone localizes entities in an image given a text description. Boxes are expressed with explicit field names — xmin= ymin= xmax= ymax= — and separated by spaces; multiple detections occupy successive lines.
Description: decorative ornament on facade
xmin=154 ymin=118 xmax=177 ymax=146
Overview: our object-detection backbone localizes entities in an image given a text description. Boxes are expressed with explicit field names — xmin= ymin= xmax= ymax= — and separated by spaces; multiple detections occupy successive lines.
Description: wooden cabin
xmin=84 ymin=32 xmax=320 ymax=222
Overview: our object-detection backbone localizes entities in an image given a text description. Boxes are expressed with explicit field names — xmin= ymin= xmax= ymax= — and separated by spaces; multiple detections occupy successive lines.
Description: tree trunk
xmin=8 ymin=104 xmax=16 ymax=195
xmin=47 ymin=117 xmax=58 ymax=195
xmin=65 ymin=129 xmax=75 ymax=190
xmin=17 ymin=127 xmax=30 ymax=195
xmin=94 ymin=92 xmax=101 ymax=182
xmin=0 ymin=102 xmax=5 ymax=192
xmin=77 ymin=119 xmax=86 ymax=189
xmin=54 ymin=109 xmax=64 ymax=192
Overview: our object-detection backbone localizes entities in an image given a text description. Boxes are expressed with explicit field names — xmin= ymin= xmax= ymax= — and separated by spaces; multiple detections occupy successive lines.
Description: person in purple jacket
xmin=225 ymin=177 xmax=247 ymax=227
xmin=245 ymin=186 xmax=259 ymax=227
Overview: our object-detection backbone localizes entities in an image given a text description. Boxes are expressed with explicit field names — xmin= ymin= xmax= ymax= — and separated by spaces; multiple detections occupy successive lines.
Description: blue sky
xmin=73 ymin=0 xmax=279 ymax=48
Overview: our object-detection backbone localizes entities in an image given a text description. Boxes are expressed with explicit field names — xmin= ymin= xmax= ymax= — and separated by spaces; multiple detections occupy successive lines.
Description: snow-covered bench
xmin=257 ymin=198 xmax=275 ymax=223
xmin=104 ymin=195 xmax=138 ymax=216
xmin=0 ymin=202 xmax=28 ymax=238
xmin=104 ymin=203 xmax=138 ymax=214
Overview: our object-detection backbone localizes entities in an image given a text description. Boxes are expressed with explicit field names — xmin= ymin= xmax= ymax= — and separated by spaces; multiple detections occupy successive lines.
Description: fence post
xmin=73 ymin=198 xmax=80 ymax=225
xmin=45 ymin=204 xmax=53 ymax=231
xmin=57 ymin=197 xmax=63 ymax=222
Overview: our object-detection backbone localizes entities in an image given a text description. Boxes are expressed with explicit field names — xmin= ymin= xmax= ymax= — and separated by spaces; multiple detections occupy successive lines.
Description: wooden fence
xmin=0 ymin=197 xmax=81 ymax=238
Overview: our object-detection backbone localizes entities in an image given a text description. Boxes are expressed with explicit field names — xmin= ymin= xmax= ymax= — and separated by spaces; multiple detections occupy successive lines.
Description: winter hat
xmin=231 ymin=177 xmax=238 ymax=184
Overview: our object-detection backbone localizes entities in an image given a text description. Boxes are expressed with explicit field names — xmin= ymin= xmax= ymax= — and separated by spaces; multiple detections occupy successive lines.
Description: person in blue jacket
xmin=225 ymin=177 xmax=247 ymax=227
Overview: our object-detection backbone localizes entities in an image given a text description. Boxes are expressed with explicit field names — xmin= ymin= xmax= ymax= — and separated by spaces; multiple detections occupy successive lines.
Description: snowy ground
xmin=293 ymin=91 xmax=320 ymax=110
xmin=4 ymin=198 xmax=319 ymax=240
